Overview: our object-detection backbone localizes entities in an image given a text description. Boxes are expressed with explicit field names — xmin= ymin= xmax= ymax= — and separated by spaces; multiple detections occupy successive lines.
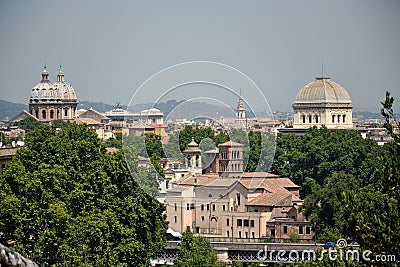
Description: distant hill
xmin=130 ymin=100 xmax=256 ymax=120
xmin=0 ymin=100 xmax=28 ymax=120
xmin=77 ymin=101 xmax=127 ymax=113
xmin=2 ymin=99 xmax=386 ymax=122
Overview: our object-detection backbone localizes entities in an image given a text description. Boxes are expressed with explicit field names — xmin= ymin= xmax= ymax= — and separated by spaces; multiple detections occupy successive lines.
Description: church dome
xmin=31 ymin=66 xmax=58 ymax=100
xmin=54 ymin=66 xmax=77 ymax=102
xmin=293 ymin=77 xmax=352 ymax=107
xmin=30 ymin=66 xmax=77 ymax=102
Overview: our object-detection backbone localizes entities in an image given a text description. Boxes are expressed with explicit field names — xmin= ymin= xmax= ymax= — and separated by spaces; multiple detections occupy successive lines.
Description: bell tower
xmin=183 ymin=137 xmax=202 ymax=174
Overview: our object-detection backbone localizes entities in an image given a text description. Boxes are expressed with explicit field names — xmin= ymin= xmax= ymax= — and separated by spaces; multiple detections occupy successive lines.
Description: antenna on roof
xmin=321 ymin=60 xmax=324 ymax=78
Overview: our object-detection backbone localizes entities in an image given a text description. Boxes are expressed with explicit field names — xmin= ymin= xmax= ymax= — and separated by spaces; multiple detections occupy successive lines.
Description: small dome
xmin=293 ymin=77 xmax=352 ymax=106
xmin=184 ymin=137 xmax=201 ymax=153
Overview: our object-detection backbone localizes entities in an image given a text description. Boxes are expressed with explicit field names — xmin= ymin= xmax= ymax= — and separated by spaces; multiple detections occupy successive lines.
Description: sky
xmin=0 ymin=0 xmax=399 ymax=112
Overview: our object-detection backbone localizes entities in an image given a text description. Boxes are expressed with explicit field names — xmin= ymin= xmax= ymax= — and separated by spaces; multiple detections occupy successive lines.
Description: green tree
xmin=12 ymin=116 xmax=41 ymax=132
xmin=174 ymin=231 xmax=218 ymax=267
xmin=344 ymin=92 xmax=400 ymax=262
xmin=51 ymin=119 xmax=70 ymax=130
xmin=272 ymin=127 xmax=383 ymax=198
xmin=178 ymin=125 xmax=229 ymax=153
xmin=163 ymin=131 xmax=184 ymax=161
xmin=0 ymin=123 xmax=168 ymax=266
xmin=104 ymin=133 xmax=123 ymax=149
xmin=302 ymin=172 xmax=360 ymax=240
xmin=145 ymin=133 xmax=165 ymax=158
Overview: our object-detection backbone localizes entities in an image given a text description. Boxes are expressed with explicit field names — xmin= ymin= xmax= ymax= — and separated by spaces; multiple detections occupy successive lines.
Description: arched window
xmin=302 ymin=115 xmax=306 ymax=124
xmin=315 ymin=115 xmax=319 ymax=123
xmin=42 ymin=110 xmax=46 ymax=119
xmin=308 ymin=115 xmax=312 ymax=123
xmin=337 ymin=115 xmax=341 ymax=123
xmin=50 ymin=110 xmax=54 ymax=119
xmin=332 ymin=115 xmax=335 ymax=123
xmin=343 ymin=115 xmax=346 ymax=123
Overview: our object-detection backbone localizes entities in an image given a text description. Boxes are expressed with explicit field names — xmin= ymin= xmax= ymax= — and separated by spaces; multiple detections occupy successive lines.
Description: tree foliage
xmin=174 ymin=231 xmax=219 ymax=267
xmin=105 ymin=133 xmax=123 ymax=149
xmin=302 ymin=172 xmax=360 ymax=240
xmin=344 ymin=91 xmax=400 ymax=262
xmin=0 ymin=123 xmax=168 ymax=266
xmin=12 ymin=116 xmax=41 ymax=132
xmin=271 ymin=127 xmax=383 ymax=198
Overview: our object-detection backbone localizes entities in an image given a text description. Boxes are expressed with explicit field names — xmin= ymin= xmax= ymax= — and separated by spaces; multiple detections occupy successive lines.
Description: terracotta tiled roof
xmin=178 ymin=174 xmax=219 ymax=186
xmin=167 ymin=185 xmax=192 ymax=193
xmin=218 ymin=140 xmax=243 ymax=147
xmin=78 ymin=109 xmax=110 ymax=120
xmin=205 ymin=178 xmax=239 ymax=187
xmin=74 ymin=117 xmax=103 ymax=125
xmin=246 ymin=191 xmax=292 ymax=207
xmin=239 ymin=177 xmax=299 ymax=194
xmin=241 ymin=172 xmax=279 ymax=178
xmin=0 ymin=147 xmax=19 ymax=157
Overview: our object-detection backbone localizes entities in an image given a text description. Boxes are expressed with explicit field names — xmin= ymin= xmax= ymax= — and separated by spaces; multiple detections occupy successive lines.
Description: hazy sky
xmin=0 ymin=0 xmax=399 ymax=112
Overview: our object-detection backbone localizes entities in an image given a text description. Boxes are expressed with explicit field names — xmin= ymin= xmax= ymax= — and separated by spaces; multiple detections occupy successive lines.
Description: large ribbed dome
xmin=293 ymin=77 xmax=352 ymax=106
xmin=31 ymin=67 xmax=58 ymax=100
xmin=53 ymin=67 xmax=77 ymax=101
xmin=30 ymin=66 xmax=77 ymax=102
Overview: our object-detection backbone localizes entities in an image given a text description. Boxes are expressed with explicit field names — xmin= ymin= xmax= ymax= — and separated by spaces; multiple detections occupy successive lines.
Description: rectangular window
xmin=174 ymin=216 xmax=177 ymax=223
xmin=245 ymin=232 xmax=248 ymax=238
xmin=252 ymin=232 xmax=255 ymax=238
xmin=64 ymin=109 xmax=68 ymax=117
xmin=237 ymin=219 xmax=242 ymax=227
xmin=238 ymin=231 xmax=242 ymax=238
xmin=343 ymin=115 xmax=346 ymax=123
xmin=174 ymin=203 xmax=177 ymax=211
xmin=332 ymin=115 xmax=335 ymax=123
xmin=299 ymin=226 xmax=303 ymax=234
xmin=250 ymin=220 xmax=255 ymax=228
xmin=227 ymin=218 xmax=230 ymax=226
xmin=207 ymin=204 xmax=210 ymax=210
xmin=212 ymin=204 xmax=216 ymax=211
xmin=244 ymin=220 xmax=249 ymax=227
xmin=190 ymin=203 xmax=195 ymax=210
xmin=237 ymin=194 xmax=241 ymax=206
xmin=201 ymin=216 xmax=205 ymax=221
xmin=271 ymin=229 xmax=275 ymax=237
xmin=306 ymin=226 xmax=311 ymax=235
xmin=186 ymin=203 xmax=190 ymax=210
xmin=222 ymin=205 xmax=226 ymax=211
xmin=201 ymin=204 xmax=204 ymax=211
xmin=283 ymin=226 xmax=288 ymax=234
xmin=227 ymin=231 xmax=230 ymax=237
